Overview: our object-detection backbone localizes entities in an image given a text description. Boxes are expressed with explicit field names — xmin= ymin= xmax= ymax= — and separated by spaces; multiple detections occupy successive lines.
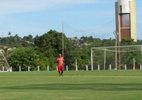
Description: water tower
xmin=115 ymin=0 xmax=137 ymax=42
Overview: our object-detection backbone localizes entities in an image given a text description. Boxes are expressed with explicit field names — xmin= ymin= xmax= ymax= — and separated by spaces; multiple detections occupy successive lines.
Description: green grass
xmin=0 ymin=70 xmax=142 ymax=100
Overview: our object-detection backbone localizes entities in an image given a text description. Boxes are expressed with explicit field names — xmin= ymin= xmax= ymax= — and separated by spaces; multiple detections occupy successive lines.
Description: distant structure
xmin=115 ymin=0 xmax=137 ymax=42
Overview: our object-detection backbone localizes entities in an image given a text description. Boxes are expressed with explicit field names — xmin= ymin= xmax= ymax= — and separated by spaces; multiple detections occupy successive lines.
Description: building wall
xmin=121 ymin=28 xmax=130 ymax=38
xmin=130 ymin=1 xmax=137 ymax=41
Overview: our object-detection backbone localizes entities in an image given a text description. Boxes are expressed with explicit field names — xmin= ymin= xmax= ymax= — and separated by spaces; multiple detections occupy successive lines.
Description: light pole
xmin=62 ymin=22 xmax=64 ymax=58
xmin=113 ymin=31 xmax=118 ymax=70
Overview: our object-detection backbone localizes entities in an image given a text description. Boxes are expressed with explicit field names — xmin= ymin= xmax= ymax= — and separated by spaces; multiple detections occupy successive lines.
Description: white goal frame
xmin=0 ymin=50 xmax=10 ymax=72
xmin=91 ymin=45 xmax=142 ymax=70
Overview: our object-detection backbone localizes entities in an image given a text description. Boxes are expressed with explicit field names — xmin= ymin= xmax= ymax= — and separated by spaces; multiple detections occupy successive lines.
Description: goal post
xmin=91 ymin=45 xmax=142 ymax=70
xmin=0 ymin=50 xmax=10 ymax=72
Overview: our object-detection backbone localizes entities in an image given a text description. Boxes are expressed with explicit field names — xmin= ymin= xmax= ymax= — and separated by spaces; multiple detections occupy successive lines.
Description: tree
xmin=102 ymin=39 xmax=115 ymax=46
xmin=8 ymin=47 xmax=49 ymax=71
xmin=23 ymin=35 xmax=33 ymax=42
xmin=121 ymin=38 xmax=137 ymax=45
xmin=34 ymin=30 xmax=73 ymax=69
xmin=8 ymin=31 xmax=11 ymax=36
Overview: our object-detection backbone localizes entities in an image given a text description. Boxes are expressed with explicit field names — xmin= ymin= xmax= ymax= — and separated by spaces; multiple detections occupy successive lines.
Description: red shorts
xmin=58 ymin=65 xmax=64 ymax=72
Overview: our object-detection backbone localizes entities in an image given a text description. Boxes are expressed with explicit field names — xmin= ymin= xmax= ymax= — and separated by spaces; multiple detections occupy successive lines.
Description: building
xmin=115 ymin=0 xmax=137 ymax=42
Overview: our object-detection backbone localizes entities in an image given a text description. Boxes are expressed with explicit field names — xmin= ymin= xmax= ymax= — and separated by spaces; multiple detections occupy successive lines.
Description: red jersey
xmin=56 ymin=57 xmax=64 ymax=66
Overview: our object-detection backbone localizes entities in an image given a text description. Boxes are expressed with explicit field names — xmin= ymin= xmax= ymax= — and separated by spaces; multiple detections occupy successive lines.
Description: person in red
xmin=56 ymin=54 xmax=64 ymax=76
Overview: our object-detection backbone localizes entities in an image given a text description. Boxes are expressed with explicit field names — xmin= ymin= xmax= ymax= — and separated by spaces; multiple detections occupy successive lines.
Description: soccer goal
xmin=0 ymin=50 xmax=10 ymax=72
xmin=91 ymin=45 xmax=142 ymax=70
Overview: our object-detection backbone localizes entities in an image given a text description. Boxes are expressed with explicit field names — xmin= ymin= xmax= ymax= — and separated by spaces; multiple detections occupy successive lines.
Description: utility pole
xmin=62 ymin=22 xmax=64 ymax=57
xmin=113 ymin=31 xmax=118 ymax=70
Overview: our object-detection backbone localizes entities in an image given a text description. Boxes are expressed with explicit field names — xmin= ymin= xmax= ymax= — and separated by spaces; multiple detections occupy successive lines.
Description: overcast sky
xmin=0 ymin=0 xmax=141 ymax=39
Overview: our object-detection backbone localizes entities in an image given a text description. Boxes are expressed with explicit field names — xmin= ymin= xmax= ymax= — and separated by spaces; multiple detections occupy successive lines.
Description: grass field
xmin=0 ymin=70 xmax=142 ymax=100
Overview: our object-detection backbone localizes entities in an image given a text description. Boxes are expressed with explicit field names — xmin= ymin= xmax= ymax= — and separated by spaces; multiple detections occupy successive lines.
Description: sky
xmin=0 ymin=0 xmax=142 ymax=39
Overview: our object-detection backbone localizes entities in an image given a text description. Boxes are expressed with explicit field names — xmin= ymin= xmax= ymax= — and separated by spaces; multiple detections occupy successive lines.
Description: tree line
xmin=0 ymin=30 xmax=142 ymax=71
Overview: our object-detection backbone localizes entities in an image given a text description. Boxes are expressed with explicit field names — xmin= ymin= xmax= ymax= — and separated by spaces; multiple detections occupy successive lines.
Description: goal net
xmin=0 ymin=50 xmax=10 ymax=72
xmin=91 ymin=45 xmax=142 ymax=70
